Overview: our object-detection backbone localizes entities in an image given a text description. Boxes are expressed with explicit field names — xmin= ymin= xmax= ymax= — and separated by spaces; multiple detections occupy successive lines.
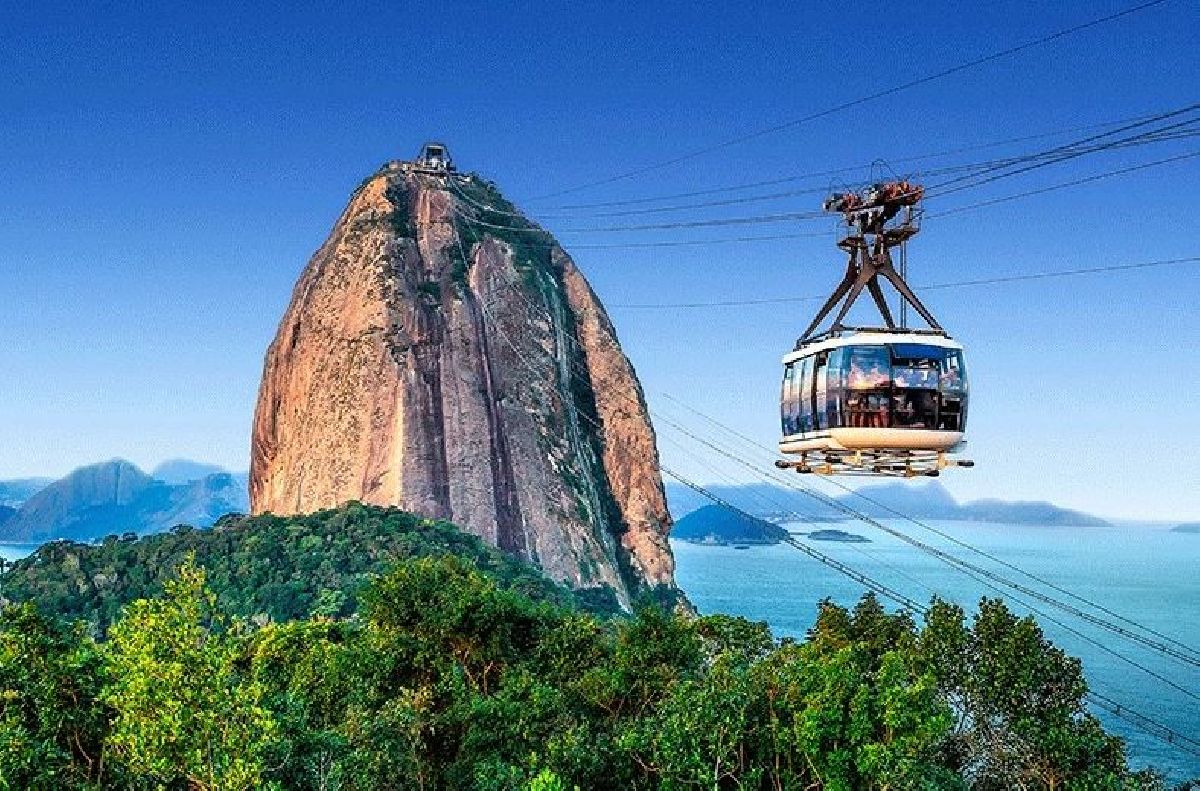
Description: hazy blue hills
xmin=665 ymin=480 xmax=1110 ymax=527
xmin=0 ymin=460 xmax=249 ymax=544
xmin=150 ymin=459 xmax=229 ymax=485
xmin=672 ymin=504 xmax=788 ymax=545
xmin=1173 ymin=523 xmax=1200 ymax=534
xmin=0 ymin=477 xmax=52 ymax=508
xmin=664 ymin=483 xmax=845 ymax=524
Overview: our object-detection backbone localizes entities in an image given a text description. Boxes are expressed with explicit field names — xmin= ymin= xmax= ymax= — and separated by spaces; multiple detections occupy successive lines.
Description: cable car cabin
xmin=778 ymin=331 xmax=970 ymax=476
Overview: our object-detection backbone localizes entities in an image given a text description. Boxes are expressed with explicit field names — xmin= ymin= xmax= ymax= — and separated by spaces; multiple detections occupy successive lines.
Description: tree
xmin=918 ymin=597 xmax=1131 ymax=790
xmin=101 ymin=560 xmax=277 ymax=790
xmin=0 ymin=604 xmax=108 ymax=790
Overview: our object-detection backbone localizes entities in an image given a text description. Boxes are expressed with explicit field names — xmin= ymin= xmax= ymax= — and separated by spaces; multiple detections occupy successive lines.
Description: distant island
xmin=672 ymin=504 xmax=788 ymax=545
xmin=1173 ymin=523 xmax=1200 ymax=534
xmin=803 ymin=529 xmax=871 ymax=543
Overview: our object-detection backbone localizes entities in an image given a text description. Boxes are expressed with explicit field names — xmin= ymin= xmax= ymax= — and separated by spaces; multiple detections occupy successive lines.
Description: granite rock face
xmin=250 ymin=162 xmax=675 ymax=604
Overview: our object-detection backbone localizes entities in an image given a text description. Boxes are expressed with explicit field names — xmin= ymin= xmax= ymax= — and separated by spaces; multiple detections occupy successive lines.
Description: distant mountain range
xmin=0 ymin=478 xmax=53 ymax=508
xmin=0 ymin=460 xmax=249 ymax=544
xmin=1174 ymin=523 xmax=1200 ymax=534
xmin=0 ymin=466 xmax=1118 ymax=546
xmin=665 ymin=481 xmax=1110 ymax=528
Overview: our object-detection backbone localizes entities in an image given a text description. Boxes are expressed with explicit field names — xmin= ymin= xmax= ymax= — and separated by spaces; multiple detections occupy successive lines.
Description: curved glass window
xmin=826 ymin=347 xmax=847 ymax=429
xmin=784 ymin=343 xmax=968 ymax=437
xmin=798 ymin=356 xmax=814 ymax=433
xmin=840 ymin=346 xmax=890 ymax=427
xmin=780 ymin=363 xmax=797 ymax=435
xmin=814 ymin=353 xmax=830 ymax=430
xmin=937 ymin=350 xmax=968 ymax=431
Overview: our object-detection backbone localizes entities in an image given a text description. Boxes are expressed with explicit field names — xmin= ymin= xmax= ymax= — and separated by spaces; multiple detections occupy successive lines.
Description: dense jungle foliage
xmin=0 ymin=504 xmax=1189 ymax=790
xmin=0 ymin=504 xmax=628 ymax=631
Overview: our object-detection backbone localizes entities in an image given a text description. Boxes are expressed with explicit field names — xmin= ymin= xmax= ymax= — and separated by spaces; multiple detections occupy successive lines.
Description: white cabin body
xmin=779 ymin=330 xmax=968 ymax=455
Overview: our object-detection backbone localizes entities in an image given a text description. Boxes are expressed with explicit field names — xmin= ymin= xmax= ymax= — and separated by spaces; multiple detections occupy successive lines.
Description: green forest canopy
xmin=0 ymin=503 xmax=1189 ymax=790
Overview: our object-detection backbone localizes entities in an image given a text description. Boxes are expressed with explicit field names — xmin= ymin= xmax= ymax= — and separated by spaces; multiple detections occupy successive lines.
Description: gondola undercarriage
xmin=775 ymin=448 xmax=974 ymax=478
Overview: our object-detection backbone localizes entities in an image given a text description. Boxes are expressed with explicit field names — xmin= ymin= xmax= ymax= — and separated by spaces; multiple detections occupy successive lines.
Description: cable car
xmin=777 ymin=180 xmax=973 ymax=477
xmin=414 ymin=141 xmax=455 ymax=174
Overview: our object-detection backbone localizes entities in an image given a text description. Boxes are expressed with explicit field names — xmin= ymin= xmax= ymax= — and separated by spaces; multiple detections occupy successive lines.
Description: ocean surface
xmin=673 ymin=520 xmax=1200 ymax=782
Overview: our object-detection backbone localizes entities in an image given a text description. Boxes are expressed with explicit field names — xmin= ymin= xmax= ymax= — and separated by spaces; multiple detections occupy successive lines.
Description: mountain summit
xmin=250 ymin=150 xmax=675 ymax=604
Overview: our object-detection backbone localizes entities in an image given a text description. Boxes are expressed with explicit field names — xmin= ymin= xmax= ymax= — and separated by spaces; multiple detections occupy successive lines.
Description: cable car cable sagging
xmin=527 ymin=0 xmax=1176 ymax=201
xmin=452 ymin=195 xmax=1196 ymax=662
xmin=459 ymin=200 xmax=1200 ymax=683
xmin=664 ymin=392 xmax=1200 ymax=661
xmin=656 ymin=403 xmax=1200 ymax=679
xmin=539 ymin=108 xmax=1200 ymax=221
xmin=448 ymin=199 xmax=1200 ymax=758
xmin=609 ymin=255 xmax=1200 ymax=310
xmin=447 ymin=107 xmax=1200 ymax=243
xmin=543 ymin=106 xmax=1200 ymax=212
xmin=450 ymin=141 xmax=1200 ymax=251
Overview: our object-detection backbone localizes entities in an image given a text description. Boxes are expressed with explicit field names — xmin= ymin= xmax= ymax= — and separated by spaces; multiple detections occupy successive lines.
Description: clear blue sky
xmin=2 ymin=1 xmax=1198 ymax=520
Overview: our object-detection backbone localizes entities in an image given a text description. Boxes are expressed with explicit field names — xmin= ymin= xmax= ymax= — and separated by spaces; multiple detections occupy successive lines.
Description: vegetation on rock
xmin=1 ymin=504 xmax=626 ymax=632
xmin=671 ymin=503 xmax=787 ymax=545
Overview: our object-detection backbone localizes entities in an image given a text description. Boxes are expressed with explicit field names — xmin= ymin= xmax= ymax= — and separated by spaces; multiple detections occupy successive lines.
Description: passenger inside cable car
xmin=780 ymin=342 xmax=967 ymax=438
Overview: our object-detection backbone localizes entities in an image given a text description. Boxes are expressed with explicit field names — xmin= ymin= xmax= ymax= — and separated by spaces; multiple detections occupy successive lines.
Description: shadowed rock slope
xmin=251 ymin=161 xmax=675 ymax=604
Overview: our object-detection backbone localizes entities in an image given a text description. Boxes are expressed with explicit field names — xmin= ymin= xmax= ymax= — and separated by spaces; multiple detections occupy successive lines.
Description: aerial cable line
xmin=656 ymin=408 xmax=1200 ymax=754
xmin=554 ymin=209 xmax=827 ymax=234
xmin=660 ymin=397 xmax=1200 ymax=668
xmin=652 ymin=405 xmax=1200 ymax=678
xmin=584 ymin=124 xmax=1200 ymax=221
xmin=922 ymin=123 xmax=1200 ymax=202
xmin=662 ymin=466 xmax=927 ymax=612
xmin=662 ymin=393 xmax=1200 ymax=661
xmin=528 ymin=0 xmax=1176 ymax=201
xmin=927 ymin=103 xmax=1200 ymax=192
xmin=453 ymin=127 xmax=1200 ymax=238
xmin=448 ymin=203 xmax=836 ymax=249
xmin=652 ymin=410 xmax=1200 ymax=710
xmin=1086 ymin=691 xmax=1200 ymax=756
xmin=924 ymin=106 xmax=1200 ymax=198
xmin=451 ymin=181 xmax=834 ymax=232
xmin=455 ymin=226 xmax=1200 ymax=675
xmin=554 ymin=146 xmax=1200 ymax=250
xmin=542 ymin=107 xmax=1198 ymax=211
xmin=656 ymin=427 xmax=943 ymax=602
xmin=662 ymin=420 xmax=1200 ymax=756
xmin=573 ymin=131 xmax=1197 ymax=219
xmin=449 ymin=212 xmax=1200 ymax=761
xmin=930 ymin=148 xmax=1200 ymax=217
xmin=454 ymin=229 xmax=1200 ymax=755
xmin=664 ymin=451 xmax=1200 ymax=758
xmin=609 ymin=255 xmax=1200 ymax=309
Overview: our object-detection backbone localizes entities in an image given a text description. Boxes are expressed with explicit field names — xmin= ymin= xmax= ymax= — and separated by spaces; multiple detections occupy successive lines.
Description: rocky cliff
xmin=250 ymin=157 xmax=675 ymax=604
